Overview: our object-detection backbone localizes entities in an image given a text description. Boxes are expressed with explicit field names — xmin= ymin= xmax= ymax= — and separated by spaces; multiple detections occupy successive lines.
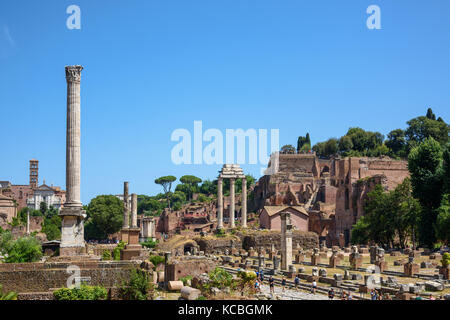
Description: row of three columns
xmin=217 ymin=177 xmax=247 ymax=229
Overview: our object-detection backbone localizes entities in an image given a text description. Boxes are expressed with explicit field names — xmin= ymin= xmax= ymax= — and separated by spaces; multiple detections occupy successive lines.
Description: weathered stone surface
xmin=351 ymin=273 xmax=362 ymax=281
xmin=240 ymin=230 xmax=318 ymax=252
xmin=333 ymin=273 xmax=343 ymax=281
xmin=0 ymin=261 xmax=141 ymax=293
xmin=424 ymin=281 xmax=444 ymax=291
xmin=194 ymin=236 xmax=241 ymax=254
xmin=168 ymin=281 xmax=184 ymax=291
xmin=180 ymin=286 xmax=201 ymax=300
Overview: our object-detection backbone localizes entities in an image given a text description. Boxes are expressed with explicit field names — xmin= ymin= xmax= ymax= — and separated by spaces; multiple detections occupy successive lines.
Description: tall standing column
xmin=230 ymin=178 xmax=235 ymax=228
xmin=281 ymin=212 xmax=293 ymax=271
xmin=59 ymin=65 xmax=86 ymax=256
xmin=26 ymin=211 xmax=30 ymax=235
xmin=131 ymin=193 xmax=137 ymax=228
xmin=217 ymin=178 xmax=223 ymax=229
xmin=241 ymin=177 xmax=247 ymax=228
xmin=64 ymin=66 xmax=83 ymax=208
xmin=123 ymin=182 xmax=130 ymax=228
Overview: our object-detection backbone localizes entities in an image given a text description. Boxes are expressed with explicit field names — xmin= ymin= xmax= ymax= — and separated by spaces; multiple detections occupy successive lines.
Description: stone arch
xmin=283 ymin=186 xmax=300 ymax=206
xmin=321 ymin=166 xmax=330 ymax=177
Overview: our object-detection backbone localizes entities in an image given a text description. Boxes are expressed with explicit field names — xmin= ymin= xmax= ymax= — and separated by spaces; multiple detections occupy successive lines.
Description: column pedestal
xmin=59 ymin=207 xmax=86 ymax=256
xmin=121 ymin=228 xmax=143 ymax=260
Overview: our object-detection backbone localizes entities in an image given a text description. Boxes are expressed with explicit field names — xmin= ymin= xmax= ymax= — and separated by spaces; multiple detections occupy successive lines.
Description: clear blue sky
xmin=1 ymin=0 xmax=449 ymax=203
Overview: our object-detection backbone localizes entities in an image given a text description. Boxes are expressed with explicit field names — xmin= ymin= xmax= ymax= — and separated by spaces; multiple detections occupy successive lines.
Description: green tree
xmin=208 ymin=267 xmax=233 ymax=289
xmin=408 ymin=137 xmax=444 ymax=247
xmin=154 ymin=176 xmax=176 ymax=209
xmin=357 ymin=179 xmax=420 ymax=249
xmin=386 ymin=129 xmax=407 ymax=158
xmin=313 ymin=138 xmax=339 ymax=158
xmin=297 ymin=133 xmax=311 ymax=153
xmin=199 ymin=180 xmax=217 ymax=195
xmin=435 ymin=194 xmax=450 ymax=244
xmin=85 ymin=195 xmax=123 ymax=240
xmin=338 ymin=135 xmax=353 ymax=155
xmin=405 ymin=112 xmax=449 ymax=147
xmin=280 ymin=144 xmax=296 ymax=154
xmin=17 ymin=207 xmax=29 ymax=225
xmin=389 ymin=178 xmax=421 ymax=248
xmin=0 ymin=228 xmax=14 ymax=257
xmin=363 ymin=184 xmax=395 ymax=247
xmin=39 ymin=202 xmax=47 ymax=215
xmin=177 ymin=175 xmax=202 ymax=201
xmin=120 ymin=269 xmax=151 ymax=300
xmin=426 ymin=107 xmax=436 ymax=120
xmin=351 ymin=217 xmax=370 ymax=245
xmin=42 ymin=215 xmax=62 ymax=241
xmin=5 ymin=236 xmax=42 ymax=263
xmin=138 ymin=197 xmax=165 ymax=216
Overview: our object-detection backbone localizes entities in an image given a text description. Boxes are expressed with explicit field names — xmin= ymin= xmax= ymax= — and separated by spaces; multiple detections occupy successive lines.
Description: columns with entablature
xmin=216 ymin=164 xmax=247 ymax=230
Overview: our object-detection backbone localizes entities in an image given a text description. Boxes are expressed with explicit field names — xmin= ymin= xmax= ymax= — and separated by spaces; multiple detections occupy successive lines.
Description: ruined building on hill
xmin=252 ymin=152 xmax=409 ymax=246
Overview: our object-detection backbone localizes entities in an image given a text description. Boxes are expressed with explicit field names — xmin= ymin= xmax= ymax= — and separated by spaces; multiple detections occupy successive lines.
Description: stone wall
xmin=194 ymin=236 xmax=241 ymax=253
xmin=165 ymin=256 xmax=218 ymax=281
xmin=0 ymin=261 xmax=141 ymax=293
xmin=238 ymin=230 xmax=318 ymax=251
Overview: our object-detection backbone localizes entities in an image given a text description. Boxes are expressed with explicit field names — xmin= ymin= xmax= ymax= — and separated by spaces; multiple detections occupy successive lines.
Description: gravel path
xmin=259 ymin=284 xmax=329 ymax=300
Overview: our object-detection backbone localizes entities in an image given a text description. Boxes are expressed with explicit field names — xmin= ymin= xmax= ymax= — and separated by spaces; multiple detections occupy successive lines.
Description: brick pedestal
xmin=121 ymin=228 xmax=143 ymax=260
xmin=404 ymin=263 xmax=419 ymax=277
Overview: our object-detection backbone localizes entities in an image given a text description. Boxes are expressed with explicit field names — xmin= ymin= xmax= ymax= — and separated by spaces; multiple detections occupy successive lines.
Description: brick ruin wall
xmin=0 ymin=261 xmax=141 ymax=293
xmin=239 ymin=230 xmax=319 ymax=251
xmin=165 ymin=256 xmax=218 ymax=281
xmin=194 ymin=237 xmax=242 ymax=253
xmin=253 ymin=154 xmax=409 ymax=245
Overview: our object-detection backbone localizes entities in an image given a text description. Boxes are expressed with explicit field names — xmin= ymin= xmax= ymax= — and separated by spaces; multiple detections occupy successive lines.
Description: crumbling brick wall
xmin=165 ymin=257 xmax=218 ymax=281
xmin=194 ymin=236 xmax=241 ymax=253
xmin=239 ymin=230 xmax=318 ymax=251
xmin=0 ymin=261 xmax=141 ymax=293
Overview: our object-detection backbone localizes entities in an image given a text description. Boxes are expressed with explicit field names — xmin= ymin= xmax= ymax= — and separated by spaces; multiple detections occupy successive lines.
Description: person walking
xmin=269 ymin=276 xmax=274 ymax=294
xmin=311 ymin=280 xmax=317 ymax=294
xmin=281 ymin=277 xmax=286 ymax=292
xmin=328 ymin=288 xmax=335 ymax=300
xmin=254 ymin=280 xmax=261 ymax=293
xmin=294 ymin=275 xmax=300 ymax=289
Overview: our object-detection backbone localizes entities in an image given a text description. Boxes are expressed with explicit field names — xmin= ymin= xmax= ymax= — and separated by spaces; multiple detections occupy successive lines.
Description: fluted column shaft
xmin=242 ymin=177 xmax=247 ymax=228
xmin=123 ymin=182 xmax=130 ymax=228
xmin=131 ymin=193 xmax=138 ymax=227
xmin=217 ymin=178 xmax=223 ymax=229
xmin=230 ymin=178 xmax=235 ymax=228
xmin=65 ymin=66 xmax=83 ymax=208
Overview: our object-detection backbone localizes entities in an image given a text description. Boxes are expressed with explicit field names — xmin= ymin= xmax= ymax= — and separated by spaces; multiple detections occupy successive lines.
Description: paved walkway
xmin=259 ymin=284 xmax=329 ymax=300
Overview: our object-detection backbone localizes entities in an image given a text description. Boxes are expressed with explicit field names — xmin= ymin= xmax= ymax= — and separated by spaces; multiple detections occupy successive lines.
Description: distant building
xmin=0 ymin=160 xmax=65 ymax=212
xmin=29 ymin=159 xmax=39 ymax=188
xmin=27 ymin=183 xmax=66 ymax=210
xmin=253 ymin=153 xmax=410 ymax=246
xmin=0 ymin=194 xmax=17 ymax=223
xmin=259 ymin=206 xmax=309 ymax=231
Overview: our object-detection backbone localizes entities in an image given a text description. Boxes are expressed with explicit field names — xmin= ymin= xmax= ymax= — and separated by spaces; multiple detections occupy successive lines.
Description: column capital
xmin=65 ymin=65 xmax=83 ymax=83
